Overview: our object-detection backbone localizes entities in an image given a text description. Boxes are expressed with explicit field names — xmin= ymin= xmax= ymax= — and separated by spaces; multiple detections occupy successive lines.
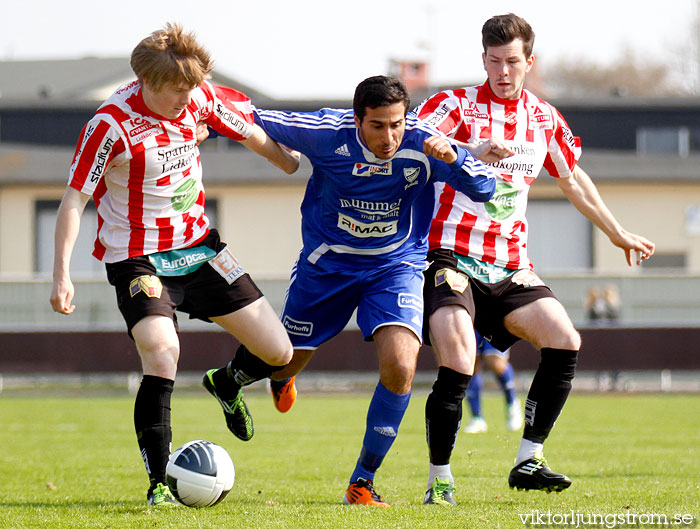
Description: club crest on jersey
xmin=122 ymin=117 xmax=161 ymax=144
xmin=352 ymin=162 xmax=392 ymax=177
xmin=129 ymin=275 xmax=163 ymax=298
xmin=434 ymin=268 xmax=469 ymax=293
xmin=403 ymin=167 xmax=420 ymax=189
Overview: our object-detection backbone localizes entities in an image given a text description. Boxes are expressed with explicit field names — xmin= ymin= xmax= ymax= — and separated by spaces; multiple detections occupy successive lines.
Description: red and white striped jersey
xmin=415 ymin=82 xmax=581 ymax=270
xmin=69 ymin=80 xmax=254 ymax=263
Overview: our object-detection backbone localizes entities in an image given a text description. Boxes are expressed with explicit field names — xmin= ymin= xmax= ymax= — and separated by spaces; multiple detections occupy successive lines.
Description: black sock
xmin=425 ymin=366 xmax=472 ymax=466
xmin=133 ymin=375 xmax=174 ymax=495
xmin=523 ymin=348 xmax=578 ymax=443
xmin=211 ymin=344 xmax=284 ymax=400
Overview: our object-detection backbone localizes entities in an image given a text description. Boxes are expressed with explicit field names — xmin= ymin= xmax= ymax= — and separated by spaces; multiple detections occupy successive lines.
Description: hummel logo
xmin=373 ymin=426 xmax=397 ymax=437
xmin=334 ymin=144 xmax=351 ymax=157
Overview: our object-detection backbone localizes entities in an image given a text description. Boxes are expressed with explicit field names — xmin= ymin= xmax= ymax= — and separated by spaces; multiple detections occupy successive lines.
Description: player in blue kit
xmin=201 ymin=76 xmax=499 ymax=506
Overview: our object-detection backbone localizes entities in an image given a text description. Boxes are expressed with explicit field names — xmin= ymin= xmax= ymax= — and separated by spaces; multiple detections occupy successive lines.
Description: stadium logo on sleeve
xmin=282 ymin=316 xmax=313 ymax=337
xmin=352 ymin=162 xmax=392 ymax=177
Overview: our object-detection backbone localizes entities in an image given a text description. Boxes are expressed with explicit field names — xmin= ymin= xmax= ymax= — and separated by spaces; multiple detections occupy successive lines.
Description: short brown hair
xmin=130 ymin=22 xmax=213 ymax=91
xmin=482 ymin=13 xmax=535 ymax=57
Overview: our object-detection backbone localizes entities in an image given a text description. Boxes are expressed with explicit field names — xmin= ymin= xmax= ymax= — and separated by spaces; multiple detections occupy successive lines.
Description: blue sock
xmin=497 ymin=363 xmax=517 ymax=405
xmin=466 ymin=372 xmax=482 ymax=417
xmin=349 ymin=382 xmax=411 ymax=483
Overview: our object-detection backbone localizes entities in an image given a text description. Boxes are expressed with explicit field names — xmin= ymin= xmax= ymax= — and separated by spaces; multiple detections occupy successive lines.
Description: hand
xmin=468 ymin=139 xmax=514 ymax=163
xmin=195 ymin=121 xmax=210 ymax=146
xmin=50 ymin=276 xmax=76 ymax=315
xmin=424 ymin=135 xmax=457 ymax=164
xmin=610 ymin=230 xmax=656 ymax=266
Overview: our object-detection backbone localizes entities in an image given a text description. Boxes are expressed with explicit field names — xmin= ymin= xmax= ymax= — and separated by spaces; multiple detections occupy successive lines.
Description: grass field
xmin=0 ymin=388 xmax=698 ymax=529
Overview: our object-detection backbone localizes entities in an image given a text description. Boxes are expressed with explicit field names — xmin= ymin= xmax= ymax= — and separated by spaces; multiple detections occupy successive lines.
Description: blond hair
xmin=130 ymin=22 xmax=213 ymax=91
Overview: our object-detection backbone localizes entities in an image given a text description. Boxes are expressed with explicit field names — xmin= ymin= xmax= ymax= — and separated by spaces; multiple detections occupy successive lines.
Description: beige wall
xmin=208 ymin=183 xmax=305 ymax=279
xmin=530 ymin=180 xmax=700 ymax=273
xmin=2 ymin=179 xmax=699 ymax=278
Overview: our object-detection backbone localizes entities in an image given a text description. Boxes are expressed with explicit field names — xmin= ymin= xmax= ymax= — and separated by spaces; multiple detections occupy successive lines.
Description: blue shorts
xmin=281 ymin=254 xmax=427 ymax=349
xmin=475 ymin=331 xmax=511 ymax=360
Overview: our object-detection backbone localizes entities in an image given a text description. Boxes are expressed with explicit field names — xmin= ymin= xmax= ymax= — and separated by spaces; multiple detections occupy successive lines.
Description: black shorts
xmin=105 ymin=230 xmax=263 ymax=337
xmin=423 ymin=249 xmax=557 ymax=351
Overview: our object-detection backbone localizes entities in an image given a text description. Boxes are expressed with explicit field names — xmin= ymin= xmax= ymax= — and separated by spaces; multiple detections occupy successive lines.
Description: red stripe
xmin=454 ymin=211 xmax=477 ymax=256
xmin=127 ymin=147 xmax=146 ymax=257
xmin=476 ymin=86 xmax=492 ymax=140
xmin=156 ymin=217 xmax=174 ymax=251
xmin=92 ymin=181 xmax=108 ymax=261
xmin=505 ymin=220 xmax=523 ymax=268
xmin=480 ymin=221 xmax=500 ymax=264
xmin=427 ymin=185 xmax=455 ymax=251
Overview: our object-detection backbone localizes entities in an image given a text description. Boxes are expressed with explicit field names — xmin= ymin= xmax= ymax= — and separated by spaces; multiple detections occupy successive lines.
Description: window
xmin=636 ymin=126 xmax=700 ymax=157
xmin=526 ymin=199 xmax=592 ymax=272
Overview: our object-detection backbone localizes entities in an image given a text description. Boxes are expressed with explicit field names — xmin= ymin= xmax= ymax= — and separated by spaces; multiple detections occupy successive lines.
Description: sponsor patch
xmin=484 ymin=181 xmax=519 ymax=220
xmin=171 ymin=178 xmax=199 ymax=212
xmin=352 ymin=162 xmax=392 ymax=177
xmin=434 ymin=268 xmax=469 ymax=293
xmin=122 ymin=117 xmax=161 ymax=144
xmin=208 ymin=247 xmax=245 ymax=285
xmin=337 ymin=213 xmax=397 ymax=238
xmin=129 ymin=275 xmax=163 ymax=298
xmin=462 ymin=101 xmax=490 ymax=123
xmin=282 ymin=316 xmax=313 ymax=337
xmin=511 ymin=269 xmax=545 ymax=288
xmin=398 ymin=292 xmax=423 ymax=312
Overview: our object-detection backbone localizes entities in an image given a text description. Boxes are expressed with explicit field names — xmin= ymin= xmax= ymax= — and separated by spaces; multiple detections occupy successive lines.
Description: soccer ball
xmin=165 ymin=440 xmax=235 ymax=507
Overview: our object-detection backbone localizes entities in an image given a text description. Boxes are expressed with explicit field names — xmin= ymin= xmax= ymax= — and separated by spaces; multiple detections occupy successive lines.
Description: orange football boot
xmin=270 ymin=376 xmax=297 ymax=413
xmin=342 ymin=478 xmax=390 ymax=507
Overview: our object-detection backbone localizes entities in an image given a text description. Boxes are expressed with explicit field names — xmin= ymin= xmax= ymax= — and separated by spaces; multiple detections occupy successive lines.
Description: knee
xmin=268 ymin=342 xmax=294 ymax=367
xmin=138 ymin=341 xmax=179 ymax=376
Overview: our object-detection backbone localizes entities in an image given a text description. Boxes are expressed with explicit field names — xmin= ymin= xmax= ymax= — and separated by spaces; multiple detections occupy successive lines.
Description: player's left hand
xmin=612 ymin=230 xmax=656 ymax=266
xmin=195 ymin=121 xmax=210 ymax=146
xmin=424 ymin=135 xmax=457 ymax=163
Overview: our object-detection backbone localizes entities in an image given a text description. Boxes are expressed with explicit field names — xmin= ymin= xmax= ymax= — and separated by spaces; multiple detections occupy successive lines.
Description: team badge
xmin=511 ymin=269 xmax=545 ymax=288
xmin=129 ymin=275 xmax=163 ymax=298
xmin=404 ymin=167 xmax=420 ymax=189
xmin=434 ymin=268 xmax=469 ymax=293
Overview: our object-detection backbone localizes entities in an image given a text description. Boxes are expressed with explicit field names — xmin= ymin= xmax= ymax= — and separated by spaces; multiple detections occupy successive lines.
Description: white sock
xmin=428 ymin=463 xmax=453 ymax=488
xmin=515 ymin=438 xmax=543 ymax=465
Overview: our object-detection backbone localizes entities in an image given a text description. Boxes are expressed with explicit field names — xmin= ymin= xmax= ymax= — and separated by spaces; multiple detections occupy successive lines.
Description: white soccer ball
xmin=165 ymin=440 xmax=235 ymax=507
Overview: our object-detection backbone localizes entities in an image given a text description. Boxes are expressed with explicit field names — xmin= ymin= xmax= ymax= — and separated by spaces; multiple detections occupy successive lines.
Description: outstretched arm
xmin=557 ymin=165 xmax=655 ymax=266
xmin=50 ymin=187 xmax=90 ymax=314
xmin=240 ymin=124 xmax=301 ymax=175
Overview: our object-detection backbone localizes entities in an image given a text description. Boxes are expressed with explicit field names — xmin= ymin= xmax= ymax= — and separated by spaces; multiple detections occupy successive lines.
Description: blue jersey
xmin=255 ymin=108 xmax=495 ymax=268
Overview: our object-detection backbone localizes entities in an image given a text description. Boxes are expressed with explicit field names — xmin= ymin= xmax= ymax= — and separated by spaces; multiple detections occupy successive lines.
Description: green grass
xmin=1 ymin=390 xmax=698 ymax=528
